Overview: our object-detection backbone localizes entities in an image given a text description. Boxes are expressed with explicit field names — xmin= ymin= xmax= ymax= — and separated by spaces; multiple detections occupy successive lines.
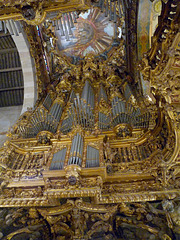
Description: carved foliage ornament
xmin=0 ymin=199 xmax=178 ymax=239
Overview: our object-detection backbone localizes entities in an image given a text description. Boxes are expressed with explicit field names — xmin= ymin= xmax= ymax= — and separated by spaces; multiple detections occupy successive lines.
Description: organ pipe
xmin=86 ymin=146 xmax=99 ymax=168
xmin=62 ymin=13 xmax=69 ymax=41
xmin=18 ymin=76 xmax=151 ymax=139
xmin=68 ymin=133 xmax=84 ymax=166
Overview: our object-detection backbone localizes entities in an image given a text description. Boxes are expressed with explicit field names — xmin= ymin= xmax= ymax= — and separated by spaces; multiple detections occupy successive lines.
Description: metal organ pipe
xmin=6 ymin=20 xmax=13 ymax=35
xmin=56 ymin=105 xmax=62 ymax=122
xmin=69 ymin=105 xmax=75 ymax=126
xmin=92 ymin=146 xmax=95 ymax=167
xmin=115 ymin=98 xmax=119 ymax=116
xmin=101 ymin=0 xmax=105 ymax=12
xmin=109 ymin=1 xmax=112 ymax=21
xmin=91 ymin=88 xmax=95 ymax=109
xmin=80 ymin=137 xmax=83 ymax=163
xmin=76 ymin=134 xmax=81 ymax=164
xmin=92 ymin=147 xmax=95 ymax=167
xmin=10 ymin=19 xmax=18 ymax=36
xmin=70 ymin=135 xmax=75 ymax=158
xmin=77 ymin=94 xmax=85 ymax=127
xmin=65 ymin=13 xmax=73 ymax=35
xmin=117 ymin=100 xmax=122 ymax=115
xmin=75 ymin=11 xmax=79 ymax=19
xmin=49 ymin=103 xmax=55 ymax=116
xmin=90 ymin=87 xmax=94 ymax=108
xmin=71 ymin=103 xmax=77 ymax=125
xmin=53 ymin=103 xmax=59 ymax=120
xmin=110 ymin=95 xmax=151 ymax=129
xmin=113 ymin=2 xmax=116 ymax=22
xmin=111 ymin=100 xmax=115 ymax=119
xmin=59 ymin=19 xmax=65 ymax=36
xmin=74 ymin=97 xmax=80 ymax=125
xmin=82 ymin=81 xmax=89 ymax=103
xmin=99 ymin=112 xmax=101 ymax=129
xmin=3 ymin=21 xmax=7 ymax=34
xmin=68 ymin=133 xmax=83 ymax=166
xmin=76 ymin=134 xmax=80 ymax=159
xmin=99 ymin=86 xmax=108 ymax=102
xmin=87 ymin=86 xmax=91 ymax=107
xmin=71 ymin=136 xmax=76 ymax=164
xmin=35 ymin=111 xmax=41 ymax=131
xmin=68 ymin=13 xmax=74 ymax=28
xmin=15 ymin=21 xmax=22 ymax=33
xmin=89 ymin=145 xmax=92 ymax=167
xmin=52 ymin=104 xmax=58 ymax=119
xmin=86 ymin=146 xmax=90 ymax=168
xmin=62 ymin=148 xmax=66 ymax=166
xmin=86 ymin=146 xmax=99 ymax=168
xmin=62 ymin=13 xmax=69 ymax=41
xmin=25 ymin=101 xmax=64 ymax=137
xmin=105 ymin=0 xmax=109 ymax=17
xmin=76 ymin=134 xmax=80 ymax=158
xmin=55 ymin=20 xmax=59 ymax=30
xmin=113 ymin=98 xmax=117 ymax=117
xmin=72 ymin=12 xmax=77 ymax=23
xmin=50 ymin=148 xmax=67 ymax=170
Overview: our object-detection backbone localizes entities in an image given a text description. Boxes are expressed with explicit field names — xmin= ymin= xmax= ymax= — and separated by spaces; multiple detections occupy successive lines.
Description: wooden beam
xmin=0 ymin=32 xmax=11 ymax=37
xmin=0 ymin=67 xmax=21 ymax=72
xmin=0 ymin=48 xmax=17 ymax=53
xmin=0 ymin=86 xmax=23 ymax=91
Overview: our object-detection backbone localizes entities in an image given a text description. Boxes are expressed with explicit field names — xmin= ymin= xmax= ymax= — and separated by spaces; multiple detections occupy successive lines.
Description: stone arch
xmin=11 ymin=32 xmax=37 ymax=114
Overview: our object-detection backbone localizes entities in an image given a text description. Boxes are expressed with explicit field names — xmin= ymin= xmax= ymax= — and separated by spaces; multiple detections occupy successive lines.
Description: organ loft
xmin=0 ymin=0 xmax=179 ymax=239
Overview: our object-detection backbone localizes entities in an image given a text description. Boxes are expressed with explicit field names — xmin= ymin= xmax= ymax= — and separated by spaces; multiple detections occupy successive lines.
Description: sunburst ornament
xmin=56 ymin=8 xmax=119 ymax=58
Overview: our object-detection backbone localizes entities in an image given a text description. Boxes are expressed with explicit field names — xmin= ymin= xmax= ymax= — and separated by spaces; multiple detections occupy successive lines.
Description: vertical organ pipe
xmin=10 ymin=20 xmax=18 ymax=36
xmin=72 ymin=12 xmax=77 ymax=23
xmin=105 ymin=0 xmax=109 ymax=17
xmin=65 ymin=13 xmax=73 ymax=35
xmin=62 ymin=14 xmax=69 ymax=41
xmin=15 ymin=21 xmax=22 ymax=33
xmin=59 ymin=19 xmax=65 ymax=36
xmin=69 ymin=13 xmax=74 ymax=28
xmin=109 ymin=1 xmax=112 ymax=21
xmin=69 ymin=133 xmax=83 ymax=166
xmin=6 ymin=20 xmax=13 ymax=35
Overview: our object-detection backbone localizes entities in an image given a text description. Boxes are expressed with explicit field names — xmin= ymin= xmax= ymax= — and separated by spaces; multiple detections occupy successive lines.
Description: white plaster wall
xmin=0 ymin=106 xmax=22 ymax=147
xmin=11 ymin=33 xmax=37 ymax=114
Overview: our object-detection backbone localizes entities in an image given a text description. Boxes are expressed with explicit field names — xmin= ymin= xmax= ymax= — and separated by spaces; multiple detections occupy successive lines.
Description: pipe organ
xmin=15 ymin=76 xmax=152 ymax=170
xmin=47 ymin=77 xmax=152 ymax=169
xmin=5 ymin=117 xmax=170 ymax=173
xmin=19 ymin=98 xmax=63 ymax=138
xmin=0 ymin=1 xmax=179 ymax=239
xmin=111 ymin=96 xmax=150 ymax=129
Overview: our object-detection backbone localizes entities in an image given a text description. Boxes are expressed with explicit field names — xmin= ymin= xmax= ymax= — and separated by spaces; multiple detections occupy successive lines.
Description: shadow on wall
xmin=0 ymin=105 xmax=22 ymax=147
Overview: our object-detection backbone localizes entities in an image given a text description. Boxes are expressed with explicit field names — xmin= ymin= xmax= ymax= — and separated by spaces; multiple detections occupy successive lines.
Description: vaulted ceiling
xmin=0 ymin=31 xmax=24 ymax=107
